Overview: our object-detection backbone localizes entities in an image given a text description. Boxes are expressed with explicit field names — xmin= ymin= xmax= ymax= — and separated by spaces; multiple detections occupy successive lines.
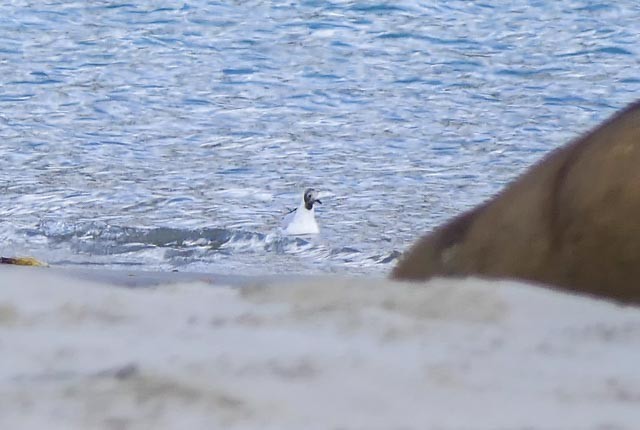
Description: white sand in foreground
xmin=1 ymin=266 xmax=639 ymax=429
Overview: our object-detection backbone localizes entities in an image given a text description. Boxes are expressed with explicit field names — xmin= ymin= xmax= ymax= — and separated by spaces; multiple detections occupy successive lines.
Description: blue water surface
xmin=0 ymin=1 xmax=639 ymax=275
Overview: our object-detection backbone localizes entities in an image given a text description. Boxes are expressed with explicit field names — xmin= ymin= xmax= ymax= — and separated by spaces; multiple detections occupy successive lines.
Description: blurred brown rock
xmin=392 ymin=101 xmax=640 ymax=303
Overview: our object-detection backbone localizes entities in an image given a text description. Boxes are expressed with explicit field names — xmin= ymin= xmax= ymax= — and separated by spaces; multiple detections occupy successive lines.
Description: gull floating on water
xmin=281 ymin=188 xmax=322 ymax=235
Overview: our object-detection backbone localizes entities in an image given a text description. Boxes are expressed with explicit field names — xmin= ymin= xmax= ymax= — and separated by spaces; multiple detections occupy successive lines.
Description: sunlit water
xmin=1 ymin=1 xmax=639 ymax=276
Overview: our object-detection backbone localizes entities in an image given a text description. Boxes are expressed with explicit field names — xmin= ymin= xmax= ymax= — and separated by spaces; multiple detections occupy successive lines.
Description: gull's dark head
xmin=303 ymin=188 xmax=322 ymax=210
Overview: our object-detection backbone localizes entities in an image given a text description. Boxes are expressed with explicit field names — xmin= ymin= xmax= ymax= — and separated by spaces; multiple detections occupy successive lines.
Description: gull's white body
xmin=281 ymin=195 xmax=320 ymax=235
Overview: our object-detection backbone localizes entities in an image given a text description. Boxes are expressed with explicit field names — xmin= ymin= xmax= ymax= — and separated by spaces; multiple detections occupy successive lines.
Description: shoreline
xmin=0 ymin=263 xmax=317 ymax=288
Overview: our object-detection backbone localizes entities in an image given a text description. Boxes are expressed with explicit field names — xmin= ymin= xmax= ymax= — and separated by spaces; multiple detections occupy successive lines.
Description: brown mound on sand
xmin=392 ymin=101 xmax=640 ymax=304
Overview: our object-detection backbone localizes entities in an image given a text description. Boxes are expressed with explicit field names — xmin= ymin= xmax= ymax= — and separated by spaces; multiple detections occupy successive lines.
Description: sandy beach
xmin=1 ymin=265 xmax=639 ymax=429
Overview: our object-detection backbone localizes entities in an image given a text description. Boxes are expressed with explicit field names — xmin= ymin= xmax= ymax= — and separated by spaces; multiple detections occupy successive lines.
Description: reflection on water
xmin=0 ymin=1 xmax=639 ymax=275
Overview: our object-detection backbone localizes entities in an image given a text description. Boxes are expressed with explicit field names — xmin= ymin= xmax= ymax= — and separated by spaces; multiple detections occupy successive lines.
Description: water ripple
xmin=0 ymin=0 xmax=639 ymax=275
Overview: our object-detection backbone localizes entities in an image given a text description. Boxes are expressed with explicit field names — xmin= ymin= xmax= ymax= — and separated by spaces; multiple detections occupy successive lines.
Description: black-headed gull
xmin=281 ymin=188 xmax=322 ymax=235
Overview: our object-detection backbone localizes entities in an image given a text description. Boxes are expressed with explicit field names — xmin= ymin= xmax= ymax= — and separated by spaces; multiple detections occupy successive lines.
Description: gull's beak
xmin=315 ymin=199 xmax=322 ymax=205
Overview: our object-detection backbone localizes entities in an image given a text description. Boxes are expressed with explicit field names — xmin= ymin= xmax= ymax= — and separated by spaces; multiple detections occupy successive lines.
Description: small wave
xmin=34 ymin=220 xmax=321 ymax=257
xmin=28 ymin=220 xmax=397 ymax=274
xmin=37 ymin=220 xmax=261 ymax=254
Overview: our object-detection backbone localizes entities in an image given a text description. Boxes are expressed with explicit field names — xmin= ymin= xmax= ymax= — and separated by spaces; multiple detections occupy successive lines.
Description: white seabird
xmin=281 ymin=188 xmax=322 ymax=235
